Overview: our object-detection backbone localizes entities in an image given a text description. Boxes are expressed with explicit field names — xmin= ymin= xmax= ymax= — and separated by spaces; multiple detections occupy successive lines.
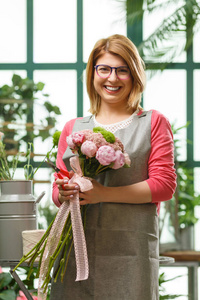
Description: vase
xmin=0 ymin=180 xmax=38 ymax=263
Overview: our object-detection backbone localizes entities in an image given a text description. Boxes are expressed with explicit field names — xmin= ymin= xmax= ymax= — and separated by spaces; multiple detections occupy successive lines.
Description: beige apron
xmin=50 ymin=112 xmax=159 ymax=300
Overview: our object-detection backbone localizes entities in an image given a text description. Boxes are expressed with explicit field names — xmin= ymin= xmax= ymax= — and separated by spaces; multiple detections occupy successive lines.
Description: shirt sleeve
xmin=146 ymin=110 xmax=177 ymax=210
xmin=52 ymin=118 xmax=78 ymax=207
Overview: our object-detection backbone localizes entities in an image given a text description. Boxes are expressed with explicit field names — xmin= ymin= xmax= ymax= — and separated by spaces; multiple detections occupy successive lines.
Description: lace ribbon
xmin=38 ymin=156 xmax=92 ymax=300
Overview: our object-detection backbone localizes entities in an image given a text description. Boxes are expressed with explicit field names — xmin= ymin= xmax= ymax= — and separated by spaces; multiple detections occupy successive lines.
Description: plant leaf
xmin=0 ymin=273 xmax=12 ymax=289
xmin=36 ymin=81 xmax=45 ymax=91
xmin=0 ymin=290 xmax=16 ymax=300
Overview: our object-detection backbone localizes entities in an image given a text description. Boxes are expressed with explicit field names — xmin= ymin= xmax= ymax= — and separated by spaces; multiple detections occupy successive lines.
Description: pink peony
xmin=112 ymin=137 xmax=124 ymax=152
xmin=81 ymin=141 xmax=98 ymax=157
xmin=124 ymin=151 xmax=131 ymax=167
xmin=84 ymin=132 xmax=107 ymax=148
xmin=17 ymin=291 xmax=38 ymax=300
xmin=66 ymin=135 xmax=76 ymax=149
xmin=96 ymin=145 xmax=116 ymax=166
xmin=112 ymin=150 xmax=125 ymax=169
xmin=81 ymin=129 xmax=93 ymax=138
xmin=71 ymin=132 xmax=85 ymax=145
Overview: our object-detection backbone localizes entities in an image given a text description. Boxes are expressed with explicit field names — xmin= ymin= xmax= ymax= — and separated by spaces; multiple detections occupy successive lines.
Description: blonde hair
xmin=86 ymin=34 xmax=146 ymax=115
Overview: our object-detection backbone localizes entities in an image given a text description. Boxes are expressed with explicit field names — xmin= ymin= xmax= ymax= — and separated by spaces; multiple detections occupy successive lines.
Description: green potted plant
xmin=176 ymin=166 xmax=200 ymax=250
xmin=173 ymin=122 xmax=200 ymax=250
xmin=0 ymin=130 xmax=61 ymax=262
xmin=159 ymin=122 xmax=200 ymax=251
xmin=159 ymin=271 xmax=184 ymax=299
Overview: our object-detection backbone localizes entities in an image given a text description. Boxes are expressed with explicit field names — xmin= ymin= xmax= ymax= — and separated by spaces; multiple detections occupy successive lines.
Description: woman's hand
xmin=56 ymin=171 xmax=80 ymax=204
xmin=79 ymin=179 xmax=105 ymax=205
xmin=56 ymin=172 xmax=105 ymax=205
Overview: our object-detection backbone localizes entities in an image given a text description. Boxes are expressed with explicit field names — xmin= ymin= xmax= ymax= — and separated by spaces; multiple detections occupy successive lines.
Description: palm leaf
xmin=124 ymin=0 xmax=200 ymax=67
xmin=126 ymin=0 xmax=180 ymax=23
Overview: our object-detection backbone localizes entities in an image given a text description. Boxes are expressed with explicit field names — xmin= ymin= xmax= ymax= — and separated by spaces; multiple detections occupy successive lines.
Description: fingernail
xmin=75 ymin=185 xmax=79 ymax=189
xmin=64 ymin=179 xmax=69 ymax=183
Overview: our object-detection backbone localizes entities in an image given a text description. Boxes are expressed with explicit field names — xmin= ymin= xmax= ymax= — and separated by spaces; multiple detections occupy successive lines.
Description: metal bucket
xmin=0 ymin=180 xmax=38 ymax=262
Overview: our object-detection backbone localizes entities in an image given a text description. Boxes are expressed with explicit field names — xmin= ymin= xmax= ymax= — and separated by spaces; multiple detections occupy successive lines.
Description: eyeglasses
xmin=94 ymin=64 xmax=131 ymax=80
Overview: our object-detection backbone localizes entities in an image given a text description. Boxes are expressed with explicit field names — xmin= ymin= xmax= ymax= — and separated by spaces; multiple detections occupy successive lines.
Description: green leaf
xmin=52 ymin=131 xmax=61 ymax=147
xmin=12 ymin=74 xmax=22 ymax=87
xmin=43 ymin=101 xmax=61 ymax=115
xmin=159 ymin=295 xmax=184 ymax=299
xmin=37 ymin=81 xmax=45 ymax=91
xmin=52 ymin=105 xmax=61 ymax=115
xmin=39 ymin=130 xmax=51 ymax=141
xmin=46 ymin=116 xmax=56 ymax=127
xmin=0 ymin=273 xmax=12 ymax=289
xmin=125 ymin=0 xmax=200 ymax=72
xmin=0 ymin=290 xmax=16 ymax=300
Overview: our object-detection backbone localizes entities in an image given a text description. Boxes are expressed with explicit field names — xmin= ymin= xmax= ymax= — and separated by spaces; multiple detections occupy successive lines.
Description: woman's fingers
xmin=55 ymin=177 xmax=80 ymax=202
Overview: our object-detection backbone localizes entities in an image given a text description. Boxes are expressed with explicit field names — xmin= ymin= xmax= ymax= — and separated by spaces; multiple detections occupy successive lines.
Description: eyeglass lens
xmin=96 ymin=65 xmax=130 ymax=79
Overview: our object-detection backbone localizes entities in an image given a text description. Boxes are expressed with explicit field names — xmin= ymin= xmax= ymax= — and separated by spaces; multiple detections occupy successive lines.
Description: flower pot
xmin=0 ymin=180 xmax=37 ymax=262
xmin=179 ymin=226 xmax=195 ymax=250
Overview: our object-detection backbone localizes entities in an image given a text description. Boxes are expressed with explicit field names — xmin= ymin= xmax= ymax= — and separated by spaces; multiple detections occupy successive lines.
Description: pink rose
xmin=112 ymin=150 xmax=125 ymax=169
xmin=96 ymin=145 xmax=116 ymax=166
xmin=71 ymin=132 xmax=85 ymax=145
xmin=66 ymin=135 xmax=76 ymax=149
xmin=81 ymin=141 xmax=97 ymax=157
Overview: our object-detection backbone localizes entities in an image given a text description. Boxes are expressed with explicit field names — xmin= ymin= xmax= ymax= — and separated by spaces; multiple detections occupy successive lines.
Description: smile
xmin=105 ymin=86 xmax=121 ymax=91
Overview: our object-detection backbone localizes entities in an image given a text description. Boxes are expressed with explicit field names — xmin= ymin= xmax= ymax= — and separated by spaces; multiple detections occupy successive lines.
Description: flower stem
xmin=61 ymin=239 xmax=74 ymax=283
xmin=13 ymin=216 xmax=55 ymax=272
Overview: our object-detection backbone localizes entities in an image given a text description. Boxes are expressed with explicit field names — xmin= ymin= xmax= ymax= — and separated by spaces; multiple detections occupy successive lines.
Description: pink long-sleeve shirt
xmin=52 ymin=110 xmax=177 ymax=215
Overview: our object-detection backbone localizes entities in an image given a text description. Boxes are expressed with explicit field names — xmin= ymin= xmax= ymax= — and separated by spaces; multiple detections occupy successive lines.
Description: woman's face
xmin=93 ymin=53 xmax=133 ymax=108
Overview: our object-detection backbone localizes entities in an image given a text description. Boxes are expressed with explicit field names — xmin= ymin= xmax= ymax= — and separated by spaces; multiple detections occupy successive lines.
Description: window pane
xmin=83 ymin=0 xmax=127 ymax=62
xmin=33 ymin=70 xmax=77 ymax=157
xmin=194 ymin=70 xmax=200 ymax=161
xmin=0 ymin=71 xmax=27 ymax=152
xmin=0 ymin=0 xmax=26 ymax=63
xmin=143 ymin=2 xmax=186 ymax=63
xmin=0 ymin=70 xmax=27 ymax=156
xmin=34 ymin=0 xmax=77 ymax=63
xmin=193 ymin=30 xmax=200 ymax=62
xmin=143 ymin=70 xmax=187 ymax=161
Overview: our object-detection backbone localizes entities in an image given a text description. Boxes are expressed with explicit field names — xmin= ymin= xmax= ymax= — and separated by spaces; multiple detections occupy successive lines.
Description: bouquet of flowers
xmin=13 ymin=127 xmax=130 ymax=300
xmin=67 ymin=127 xmax=131 ymax=175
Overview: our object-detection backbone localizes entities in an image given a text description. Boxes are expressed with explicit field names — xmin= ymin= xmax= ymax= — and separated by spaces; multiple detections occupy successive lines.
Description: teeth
xmin=105 ymin=86 xmax=120 ymax=91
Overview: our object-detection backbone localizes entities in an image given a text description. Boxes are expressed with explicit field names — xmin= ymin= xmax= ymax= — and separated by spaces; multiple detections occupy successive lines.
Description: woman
xmin=50 ymin=34 xmax=176 ymax=300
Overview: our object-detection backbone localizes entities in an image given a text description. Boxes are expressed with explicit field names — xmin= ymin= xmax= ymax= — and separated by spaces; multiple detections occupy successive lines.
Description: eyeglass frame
xmin=94 ymin=64 xmax=131 ymax=80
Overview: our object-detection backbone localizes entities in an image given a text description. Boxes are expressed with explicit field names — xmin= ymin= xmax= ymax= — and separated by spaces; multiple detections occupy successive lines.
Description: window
xmin=0 ymin=0 xmax=126 ymax=211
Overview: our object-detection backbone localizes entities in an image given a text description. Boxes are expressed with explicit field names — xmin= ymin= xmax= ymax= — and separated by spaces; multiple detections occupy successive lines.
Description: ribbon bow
xmin=38 ymin=156 xmax=92 ymax=300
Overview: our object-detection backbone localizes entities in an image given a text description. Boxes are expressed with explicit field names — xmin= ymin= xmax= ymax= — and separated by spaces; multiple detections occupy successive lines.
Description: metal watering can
xmin=0 ymin=180 xmax=45 ymax=262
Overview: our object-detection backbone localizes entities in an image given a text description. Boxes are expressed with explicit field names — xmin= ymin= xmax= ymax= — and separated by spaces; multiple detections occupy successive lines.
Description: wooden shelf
xmin=161 ymin=250 xmax=200 ymax=262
